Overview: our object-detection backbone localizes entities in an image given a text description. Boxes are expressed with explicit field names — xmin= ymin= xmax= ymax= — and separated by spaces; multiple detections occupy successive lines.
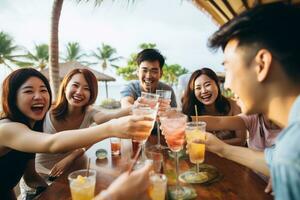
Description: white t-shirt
xmin=35 ymin=108 xmax=98 ymax=173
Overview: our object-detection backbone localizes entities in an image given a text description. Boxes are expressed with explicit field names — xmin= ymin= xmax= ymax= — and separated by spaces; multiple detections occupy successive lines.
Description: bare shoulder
xmin=228 ymin=98 xmax=241 ymax=115
xmin=0 ymin=121 xmax=29 ymax=139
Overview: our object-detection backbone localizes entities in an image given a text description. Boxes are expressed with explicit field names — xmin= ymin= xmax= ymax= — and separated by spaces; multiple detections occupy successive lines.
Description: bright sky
xmin=0 ymin=0 xmax=223 ymax=83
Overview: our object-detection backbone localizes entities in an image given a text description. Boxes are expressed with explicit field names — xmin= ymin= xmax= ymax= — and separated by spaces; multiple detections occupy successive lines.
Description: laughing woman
xmin=36 ymin=68 xmax=131 ymax=177
xmin=0 ymin=68 xmax=152 ymax=199
xmin=182 ymin=68 xmax=246 ymax=146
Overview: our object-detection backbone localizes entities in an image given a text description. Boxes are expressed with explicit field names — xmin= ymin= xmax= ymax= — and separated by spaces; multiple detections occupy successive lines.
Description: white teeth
xmin=32 ymin=104 xmax=44 ymax=108
xmin=144 ymin=80 xmax=152 ymax=84
xmin=73 ymin=96 xmax=83 ymax=101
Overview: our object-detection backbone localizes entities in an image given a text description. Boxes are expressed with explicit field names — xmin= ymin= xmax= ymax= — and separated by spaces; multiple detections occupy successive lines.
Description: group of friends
xmin=0 ymin=2 xmax=299 ymax=200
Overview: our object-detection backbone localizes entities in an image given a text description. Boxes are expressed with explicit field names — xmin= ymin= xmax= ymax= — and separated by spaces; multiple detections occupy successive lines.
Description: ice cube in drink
xmin=148 ymin=173 xmax=167 ymax=200
xmin=68 ymin=169 xmax=96 ymax=200
xmin=69 ymin=175 xmax=95 ymax=200
xmin=186 ymin=129 xmax=205 ymax=164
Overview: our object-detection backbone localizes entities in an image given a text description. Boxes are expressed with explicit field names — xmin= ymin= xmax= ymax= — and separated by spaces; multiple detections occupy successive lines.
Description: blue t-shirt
xmin=265 ymin=95 xmax=300 ymax=200
xmin=120 ymin=80 xmax=177 ymax=107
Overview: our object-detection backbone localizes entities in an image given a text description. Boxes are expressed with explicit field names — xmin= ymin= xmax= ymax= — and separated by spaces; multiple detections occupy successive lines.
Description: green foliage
xmin=24 ymin=43 xmax=49 ymax=69
xmin=63 ymin=42 xmax=86 ymax=62
xmin=162 ymin=64 xmax=189 ymax=86
xmin=116 ymin=52 xmax=138 ymax=80
xmin=91 ymin=43 xmax=121 ymax=71
xmin=116 ymin=43 xmax=188 ymax=83
xmin=0 ymin=31 xmax=24 ymax=70
xmin=139 ymin=43 xmax=156 ymax=49
xmin=222 ymin=88 xmax=235 ymax=98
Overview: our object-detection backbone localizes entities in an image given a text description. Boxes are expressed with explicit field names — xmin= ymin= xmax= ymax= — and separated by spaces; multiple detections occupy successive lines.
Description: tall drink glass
xmin=160 ymin=109 xmax=187 ymax=199
xmin=132 ymin=104 xmax=157 ymax=162
xmin=155 ymin=90 xmax=171 ymax=149
xmin=185 ymin=121 xmax=206 ymax=174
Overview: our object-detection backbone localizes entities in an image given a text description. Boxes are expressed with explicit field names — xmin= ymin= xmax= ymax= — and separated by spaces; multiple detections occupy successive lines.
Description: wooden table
xmin=37 ymin=136 xmax=273 ymax=200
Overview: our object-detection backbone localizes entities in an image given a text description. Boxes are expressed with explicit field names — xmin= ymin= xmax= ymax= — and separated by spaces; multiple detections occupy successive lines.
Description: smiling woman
xmin=182 ymin=67 xmax=246 ymax=146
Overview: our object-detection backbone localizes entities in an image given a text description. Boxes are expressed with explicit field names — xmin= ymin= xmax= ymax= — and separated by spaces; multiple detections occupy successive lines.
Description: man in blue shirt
xmin=197 ymin=3 xmax=300 ymax=200
xmin=120 ymin=48 xmax=177 ymax=108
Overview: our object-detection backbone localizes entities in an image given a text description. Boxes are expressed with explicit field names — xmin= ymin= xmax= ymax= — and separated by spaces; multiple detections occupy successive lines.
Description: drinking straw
xmin=128 ymin=145 xmax=142 ymax=174
xmin=86 ymin=158 xmax=91 ymax=177
xmin=194 ymin=105 xmax=199 ymax=123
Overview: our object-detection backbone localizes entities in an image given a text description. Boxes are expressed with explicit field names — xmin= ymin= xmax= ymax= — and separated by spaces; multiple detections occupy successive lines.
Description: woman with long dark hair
xmin=182 ymin=68 xmax=246 ymax=145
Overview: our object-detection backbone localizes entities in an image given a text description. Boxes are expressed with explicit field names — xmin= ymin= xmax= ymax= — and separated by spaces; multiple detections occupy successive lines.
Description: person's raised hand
xmin=110 ymin=115 xmax=154 ymax=140
xmin=95 ymin=160 xmax=153 ymax=200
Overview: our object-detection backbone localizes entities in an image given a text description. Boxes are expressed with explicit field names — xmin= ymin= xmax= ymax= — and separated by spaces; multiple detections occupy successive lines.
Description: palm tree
xmin=49 ymin=0 xmax=135 ymax=99
xmin=63 ymin=42 xmax=86 ymax=62
xmin=91 ymin=43 xmax=122 ymax=71
xmin=162 ymin=64 xmax=189 ymax=86
xmin=25 ymin=43 xmax=49 ymax=70
xmin=0 ymin=31 xmax=22 ymax=71
xmin=50 ymin=0 xmax=129 ymax=100
xmin=49 ymin=0 xmax=64 ymax=100
xmin=139 ymin=43 xmax=156 ymax=49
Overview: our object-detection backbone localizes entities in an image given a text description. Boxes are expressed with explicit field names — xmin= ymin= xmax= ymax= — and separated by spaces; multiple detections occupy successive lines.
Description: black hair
xmin=136 ymin=48 xmax=165 ymax=69
xmin=1 ymin=68 xmax=52 ymax=131
xmin=182 ymin=68 xmax=231 ymax=119
xmin=208 ymin=2 xmax=300 ymax=83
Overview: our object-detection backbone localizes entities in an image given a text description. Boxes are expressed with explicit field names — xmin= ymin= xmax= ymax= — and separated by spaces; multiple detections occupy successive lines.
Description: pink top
xmin=239 ymin=114 xmax=281 ymax=151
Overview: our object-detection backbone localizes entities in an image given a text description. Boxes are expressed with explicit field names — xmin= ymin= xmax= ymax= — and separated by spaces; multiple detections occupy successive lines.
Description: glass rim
xmin=110 ymin=137 xmax=121 ymax=141
xmin=186 ymin=121 xmax=207 ymax=126
xmin=68 ymin=169 xmax=97 ymax=180
xmin=149 ymin=172 xmax=168 ymax=181
xmin=141 ymin=91 xmax=160 ymax=99
xmin=159 ymin=108 xmax=187 ymax=120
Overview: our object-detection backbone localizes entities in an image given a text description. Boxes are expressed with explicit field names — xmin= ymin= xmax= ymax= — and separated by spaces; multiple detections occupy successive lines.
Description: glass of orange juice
xmin=68 ymin=169 xmax=96 ymax=200
xmin=185 ymin=121 xmax=206 ymax=174
xmin=148 ymin=172 xmax=167 ymax=200
xmin=132 ymin=104 xmax=157 ymax=162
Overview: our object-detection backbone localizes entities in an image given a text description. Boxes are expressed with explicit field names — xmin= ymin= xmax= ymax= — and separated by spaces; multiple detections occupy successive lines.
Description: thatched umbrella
xmin=193 ymin=0 xmax=300 ymax=25
xmin=40 ymin=61 xmax=116 ymax=98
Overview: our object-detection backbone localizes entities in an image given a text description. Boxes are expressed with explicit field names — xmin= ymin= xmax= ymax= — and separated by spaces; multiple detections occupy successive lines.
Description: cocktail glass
xmin=155 ymin=90 xmax=171 ymax=149
xmin=68 ymin=169 xmax=96 ymax=200
xmin=148 ymin=172 xmax=168 ymax=200
xmin=141 ymin=92 xmax=160 ymax=110
xmin=185 ymin=121 xmax=206 ymax=174
xmin=160 ymin=109 xmax=188 ymax=199
xmin=132 ymin=104 xmax=157 ymax=162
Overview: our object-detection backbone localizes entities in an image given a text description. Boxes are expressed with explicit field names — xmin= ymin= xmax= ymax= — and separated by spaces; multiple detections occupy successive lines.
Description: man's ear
xmin=254 ymin=49 xmax=272 ymax=82
xmin=160 ymin=68 xmax=163 ymax=78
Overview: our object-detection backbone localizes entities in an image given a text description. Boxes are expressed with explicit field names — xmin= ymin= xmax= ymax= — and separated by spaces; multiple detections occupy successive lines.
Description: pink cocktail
xmin=160 ymin=109 xmax=187 ymax=199
xmin=160 ymin=119 xmax=185 ymax=152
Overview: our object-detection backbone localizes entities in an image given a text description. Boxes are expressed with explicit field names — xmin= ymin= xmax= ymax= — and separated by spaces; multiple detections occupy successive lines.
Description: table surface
xmin=37 ymin=136 xmax=273 ymax=200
